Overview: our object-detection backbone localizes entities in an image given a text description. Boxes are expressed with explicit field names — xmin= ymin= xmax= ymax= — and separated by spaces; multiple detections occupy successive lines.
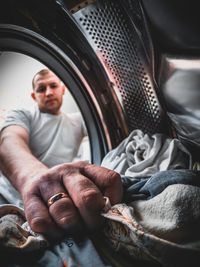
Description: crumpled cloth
xmin=0 ymin=204 xmax=48 ymax=252
xmin=0 ymin=129 xmax=198 ymax=266
xmin=122 ymin=169 xmax=200 ymax=203
xmin=101 ymin=184 xmax=200 ymax=267
xmin=0 ymin=175 xmax=48 ymax=252
xmin=101 ymin=129 xmax=192 ymax=178
xmin=1 ymin=186 xmax=200 ymax=267
xmin=99 ymin=129 xmax=200 ymax=266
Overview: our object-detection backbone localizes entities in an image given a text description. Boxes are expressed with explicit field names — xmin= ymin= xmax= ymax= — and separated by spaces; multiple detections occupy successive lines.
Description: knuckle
xmin=107 ymin=170 xmax=121 ymax=185
xmin=39 ymin=173 xmax=52 ymax=184
xmin=38 ymin=174 xmax=59 ymax=193
xmin=57 ymin=213 xmax=78 ymax=228
xmin=30 ymin=216 xmax=50 ymax=233
xmin=58 ymin=216 xmax=68 ymax=226
xmin=49 ymin=199 xmax=79 ymax=229
xmin=58 ymin=163 xmax=77 ymax=177
xmin=62 ymin=161 xmax=88 ymax=177
xmin=80 ymin=189 xmax=101 ymax=208
xmin=75 ymin=161 xmax=88 ymax=168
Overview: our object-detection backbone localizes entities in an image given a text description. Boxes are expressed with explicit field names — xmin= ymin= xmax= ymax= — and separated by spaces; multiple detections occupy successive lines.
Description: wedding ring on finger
xmin=47 ymin=192 xmax=69 ymax=208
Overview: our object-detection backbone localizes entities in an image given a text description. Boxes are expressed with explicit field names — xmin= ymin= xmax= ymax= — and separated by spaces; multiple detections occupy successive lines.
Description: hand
xmin=20 ymin=161 xmax=123 ymax=240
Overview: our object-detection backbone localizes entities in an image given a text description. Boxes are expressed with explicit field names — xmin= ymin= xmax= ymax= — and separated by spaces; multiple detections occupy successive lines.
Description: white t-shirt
xmin=1 ymin=106 xmax=87 ymax=167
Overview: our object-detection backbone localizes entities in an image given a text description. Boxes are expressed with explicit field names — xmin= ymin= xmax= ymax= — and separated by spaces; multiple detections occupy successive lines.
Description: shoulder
xmin=9 ymin=106 xmax=39 ymax=122
xmin=0 ymin=106 xmax=37 ymax=133
xmin=11 ymin=107 xmax=33 ymax=117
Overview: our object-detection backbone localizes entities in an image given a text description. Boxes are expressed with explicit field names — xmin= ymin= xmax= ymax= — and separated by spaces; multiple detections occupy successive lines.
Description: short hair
xmin=32 ymin=69 xmax=56 ymax=90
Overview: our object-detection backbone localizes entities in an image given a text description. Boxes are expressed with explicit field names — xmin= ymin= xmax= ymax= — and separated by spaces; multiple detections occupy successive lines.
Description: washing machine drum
xmin=0 ymin=0 xmax=200 ymax=163
xmin=1 ymin=2 xmax=200 ymax=267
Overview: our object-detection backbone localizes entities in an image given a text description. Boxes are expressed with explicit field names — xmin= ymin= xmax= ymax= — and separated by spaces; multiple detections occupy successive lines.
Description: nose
xmin=45 ymin=86 xmax=53 ymax=97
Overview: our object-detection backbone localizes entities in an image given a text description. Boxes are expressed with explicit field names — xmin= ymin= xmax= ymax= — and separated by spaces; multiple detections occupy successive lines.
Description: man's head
xmin=31 ymin=69 xmax=65 ymax=115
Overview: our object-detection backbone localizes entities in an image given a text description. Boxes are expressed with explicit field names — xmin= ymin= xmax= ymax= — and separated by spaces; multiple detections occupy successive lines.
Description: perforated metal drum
xmin=72 ymin=0 xmax=170 ymax=135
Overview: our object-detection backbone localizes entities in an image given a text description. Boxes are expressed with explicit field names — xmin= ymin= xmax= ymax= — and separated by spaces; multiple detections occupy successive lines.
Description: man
xmin=0 ymin=69 xmax=123 ymax=240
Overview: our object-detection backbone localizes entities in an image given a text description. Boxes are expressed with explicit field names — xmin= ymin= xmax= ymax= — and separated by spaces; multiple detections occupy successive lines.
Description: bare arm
xmin=0 ymin=125 xmax=48 ymax=190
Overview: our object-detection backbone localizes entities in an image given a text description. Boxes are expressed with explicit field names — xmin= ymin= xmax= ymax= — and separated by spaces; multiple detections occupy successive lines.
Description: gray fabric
xmin=1 ymin=106 xmax=87 ymax=167
xmin=9 ymin=236 xmax=110 ymax=267
xmin=101 ymin=129 xmax=192 ymax=178
xmin=0 ymin=173 xmax=23 ymax=208
xmin=130 ymin=184 xmax=200 ymax=244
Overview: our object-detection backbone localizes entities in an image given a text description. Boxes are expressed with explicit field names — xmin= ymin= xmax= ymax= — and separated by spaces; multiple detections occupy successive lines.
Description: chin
xmin=46 ymin=103 xmax=60 ymax=112
xmin=48 ymin=109 xmax=60 ymax=115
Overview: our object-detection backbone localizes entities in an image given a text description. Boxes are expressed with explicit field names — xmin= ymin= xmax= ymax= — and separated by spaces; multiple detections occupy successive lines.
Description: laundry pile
xmin=101 ymin=129 xmax=192 ymax=177
xmin=100 ymin=129 xmax=200 ymax=266
xmin=0 ymin=129 xmax=200 ymax=266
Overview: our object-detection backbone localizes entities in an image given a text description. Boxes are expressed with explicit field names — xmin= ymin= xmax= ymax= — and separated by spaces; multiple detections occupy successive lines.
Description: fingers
xmin=81 ymin=162 xmax=123 ymax=205
xmin=22 ymin=172 xmax=81 ymax=239
xmin=49 ymin=197 xmax=81 ymax=232
xmin=38 ymin=174 xmax=81 ymax=232
xmin=22 ymin=161 xmax=123 ymax=238
xmin=62 ymin=172 xmax=105 ymax=230
xmin=23 ymin=194 xmax=63 ymax=240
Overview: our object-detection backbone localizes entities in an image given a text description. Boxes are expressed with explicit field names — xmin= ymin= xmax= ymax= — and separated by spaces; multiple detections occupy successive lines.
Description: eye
xmin=50 ymin=83 xmax=58 ymax=89
xmin=37 ymin=86 xmax=46 ymax=93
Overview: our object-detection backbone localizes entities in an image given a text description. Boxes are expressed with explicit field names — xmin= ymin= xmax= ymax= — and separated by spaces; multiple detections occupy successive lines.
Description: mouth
xmin=46 ymin=99 xmax=58 ymax=104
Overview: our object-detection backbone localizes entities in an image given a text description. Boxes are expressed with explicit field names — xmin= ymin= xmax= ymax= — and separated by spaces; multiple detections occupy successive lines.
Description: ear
xmin=62 ymin=84 xmax=66 ymax=95
xmin=31 ymin=92 xmax=36 ymax=101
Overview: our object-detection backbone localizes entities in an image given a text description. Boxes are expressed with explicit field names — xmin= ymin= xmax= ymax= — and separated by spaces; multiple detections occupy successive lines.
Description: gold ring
xmin=47 ymin=192 xmax=68 ymax=207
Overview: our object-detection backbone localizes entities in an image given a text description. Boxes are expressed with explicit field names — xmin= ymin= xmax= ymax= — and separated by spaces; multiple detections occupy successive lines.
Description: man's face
xmin=31 ymin=71 xmax=65 ymax=115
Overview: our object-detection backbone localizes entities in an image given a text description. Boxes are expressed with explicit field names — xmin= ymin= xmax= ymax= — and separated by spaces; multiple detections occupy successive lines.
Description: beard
xmin=40 ymin=99 xmax=63 ymax=115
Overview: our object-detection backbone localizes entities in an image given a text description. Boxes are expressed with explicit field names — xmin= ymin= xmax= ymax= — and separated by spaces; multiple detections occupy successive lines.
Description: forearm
xmin=0 ymin=132 xmax=47 ymax=191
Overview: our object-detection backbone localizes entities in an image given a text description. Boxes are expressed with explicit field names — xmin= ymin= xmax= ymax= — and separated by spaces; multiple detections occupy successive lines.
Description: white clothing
xmin=1 ymin=106 xmax=87 ymax=167
xmin=101 ymin=129 xmax=192 ymax=178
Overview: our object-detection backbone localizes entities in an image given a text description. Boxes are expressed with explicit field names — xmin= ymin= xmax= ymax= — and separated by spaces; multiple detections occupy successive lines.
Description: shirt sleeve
xmin=0 ymin=108 xmax=31 ymax=133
